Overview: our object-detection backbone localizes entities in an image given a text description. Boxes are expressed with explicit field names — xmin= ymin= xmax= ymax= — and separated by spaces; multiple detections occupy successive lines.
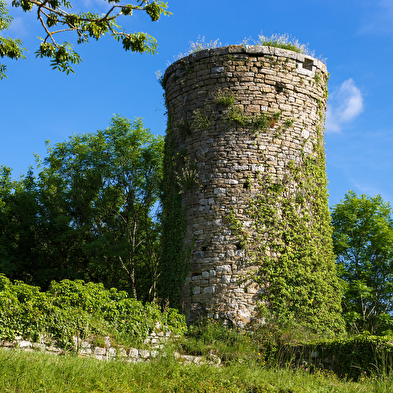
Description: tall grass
xmin=0 ymin=349 xmax=391 ymax=392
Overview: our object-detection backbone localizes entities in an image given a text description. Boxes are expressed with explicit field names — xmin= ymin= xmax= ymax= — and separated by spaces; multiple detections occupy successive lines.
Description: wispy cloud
xmin=6 ymin=17 xmax=29 ymax=37
xmin=358 ymin=0 xmax=393 ymax=36
xmin=325 ymin=79 xmax=364 ymax=133
xmin=77 ymin=0 xmax=109 ymax=11
xmin=350 ymin=178 xmax=393 ymax=204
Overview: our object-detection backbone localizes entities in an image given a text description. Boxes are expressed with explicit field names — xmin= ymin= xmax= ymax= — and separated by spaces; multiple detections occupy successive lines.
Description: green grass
xmin=0 ymin=349 xmax=392 ymax=392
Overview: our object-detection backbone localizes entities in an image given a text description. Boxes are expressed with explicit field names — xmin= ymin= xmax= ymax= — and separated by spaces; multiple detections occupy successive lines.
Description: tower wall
xmin=162 ymin=45 xmax=329 ymax=324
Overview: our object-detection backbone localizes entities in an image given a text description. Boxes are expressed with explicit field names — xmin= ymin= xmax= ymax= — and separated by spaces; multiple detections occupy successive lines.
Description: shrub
xmin=0 ymin=275 xmax=187 ymax=349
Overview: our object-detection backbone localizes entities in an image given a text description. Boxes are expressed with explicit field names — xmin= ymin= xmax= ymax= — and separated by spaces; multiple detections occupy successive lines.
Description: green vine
xmin=227 ymin=93 xmax=344 ymax=336
xmin=159 ymin=113 xmax=189 ymax=308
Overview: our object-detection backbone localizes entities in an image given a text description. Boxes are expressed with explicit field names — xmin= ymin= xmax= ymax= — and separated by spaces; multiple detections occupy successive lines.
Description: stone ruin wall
xmin=163 ymin=45 xmax=328 ymax=324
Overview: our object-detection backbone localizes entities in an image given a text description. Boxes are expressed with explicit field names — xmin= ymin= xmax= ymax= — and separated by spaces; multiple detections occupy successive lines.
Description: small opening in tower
xmin=235 ymin=243 xmax=242 ymax=250
xmin=275 ymin=83 xmax=285 ymax=94
xmin=201 ymin=246 xmax=208 ymax=252
xmin=303 ymin=58 xmax=313 ymax=71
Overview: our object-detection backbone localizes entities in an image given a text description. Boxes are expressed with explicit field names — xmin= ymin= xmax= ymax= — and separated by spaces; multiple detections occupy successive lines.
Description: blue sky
xmin=1 ymin=0 xmax=392 ymax=208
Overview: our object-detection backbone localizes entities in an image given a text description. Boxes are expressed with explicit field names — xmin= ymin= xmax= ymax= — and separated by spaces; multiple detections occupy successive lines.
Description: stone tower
xmin=160 ymin=45 xmax=339 ymax=328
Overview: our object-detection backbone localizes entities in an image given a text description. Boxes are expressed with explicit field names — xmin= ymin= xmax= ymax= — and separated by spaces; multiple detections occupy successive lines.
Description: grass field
xmin=0 ymin=348 xmax=392 ymax=393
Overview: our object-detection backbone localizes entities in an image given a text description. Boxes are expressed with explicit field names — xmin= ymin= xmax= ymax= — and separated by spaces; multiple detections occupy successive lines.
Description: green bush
xmin=280 ymin=333 xmax=393 ymax=381
xmin=0 ymin=275 xmax=187 ymax=349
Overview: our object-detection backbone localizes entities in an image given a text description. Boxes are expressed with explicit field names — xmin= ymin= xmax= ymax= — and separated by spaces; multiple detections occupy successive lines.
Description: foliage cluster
xmin=0 ymin=115 xmax=163 ymax=302
xmin=0 ymin=274 xmax=186 ymax=349
xmin=213 ymin=89 xmax=235 ymax=107
xmin=175 ymin=157 xmax=200 ymax=193
xmin=188 ymin=35 xmax=222 ymax=54
xmin=192 ymin=108 xmax=211 ymax=131
xmin=0 ymin=0 xmax=171 ymax=77
xmin=224 ymin=106 xmax=285 ymax=137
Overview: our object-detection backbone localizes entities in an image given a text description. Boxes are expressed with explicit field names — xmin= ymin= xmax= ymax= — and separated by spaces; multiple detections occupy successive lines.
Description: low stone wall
xmin=0 ymin=334 xmax=221 ymax=366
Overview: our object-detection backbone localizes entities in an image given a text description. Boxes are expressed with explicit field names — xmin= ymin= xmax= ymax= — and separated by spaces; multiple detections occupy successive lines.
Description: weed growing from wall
xmin=175 ymin=157 xmax=199 ymax=192
xmin=226 ymin=105 xmax=250 ymax=126
xmin=255 ymin=33 xmax=314 ymax=56
xmin=214 ymin=89 xmax=235 ymax=107
xmin=192 ymin=109 xmax=211 ymax=131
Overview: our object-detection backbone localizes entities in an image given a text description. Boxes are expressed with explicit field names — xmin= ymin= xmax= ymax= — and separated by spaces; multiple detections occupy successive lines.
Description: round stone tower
xmin=160 ymin=45 xmax=341 ymax=329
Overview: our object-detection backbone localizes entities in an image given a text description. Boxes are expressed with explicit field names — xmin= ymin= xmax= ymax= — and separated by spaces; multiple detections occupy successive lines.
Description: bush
xmin=279 ymin=333 xmax=393 ymax=380
xmin=0 ymin=275 xmax=187 ymax=349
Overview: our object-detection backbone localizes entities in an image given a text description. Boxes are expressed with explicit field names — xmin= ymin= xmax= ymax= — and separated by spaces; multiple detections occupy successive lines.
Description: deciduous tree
xmin=332 ymin=191 xmax=393 ymax=334
xmin=42 ymin=115 xmax=164 ymax=300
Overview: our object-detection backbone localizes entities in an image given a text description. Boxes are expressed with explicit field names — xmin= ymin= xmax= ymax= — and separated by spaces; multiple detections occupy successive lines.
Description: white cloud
xmin=325 ymin=79 xmax=364 ymax=133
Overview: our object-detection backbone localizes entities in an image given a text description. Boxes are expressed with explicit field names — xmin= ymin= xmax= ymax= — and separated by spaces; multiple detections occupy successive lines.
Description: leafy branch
xmin=2 ymin=0 xmax=171 ymax=76
xmin=0 ymin=0 xmax=26 ymax=79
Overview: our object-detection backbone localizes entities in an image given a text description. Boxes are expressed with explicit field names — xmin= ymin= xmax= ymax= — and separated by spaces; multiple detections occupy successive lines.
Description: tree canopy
xmin=0 ymin=0 xmax=170 ymax=78
xmin=331 ymin=191 xmax=393 ymax=334
xmin=42 ymin=115 xmax=164 ymax=300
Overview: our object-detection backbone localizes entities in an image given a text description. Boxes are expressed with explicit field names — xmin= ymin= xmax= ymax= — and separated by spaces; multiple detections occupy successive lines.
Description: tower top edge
xmin=164 ymin=44 xmax=327 ymax=81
